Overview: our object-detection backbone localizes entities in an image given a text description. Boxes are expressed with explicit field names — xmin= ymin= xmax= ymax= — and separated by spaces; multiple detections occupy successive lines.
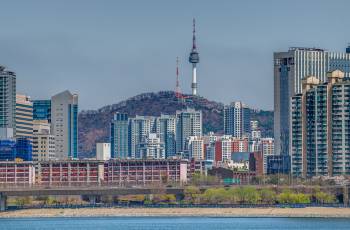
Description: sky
xmin=1 ymin=0 xmax=350 ymax=111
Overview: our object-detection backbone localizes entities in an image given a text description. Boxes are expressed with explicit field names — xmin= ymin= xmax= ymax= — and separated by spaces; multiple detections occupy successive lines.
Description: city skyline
xmin=1 ymin=0 xmax=350 ymax=110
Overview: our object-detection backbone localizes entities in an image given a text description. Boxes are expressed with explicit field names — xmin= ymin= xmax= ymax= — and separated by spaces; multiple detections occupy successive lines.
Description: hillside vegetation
xmin=78 ymin=91 xmax=273 ymax=157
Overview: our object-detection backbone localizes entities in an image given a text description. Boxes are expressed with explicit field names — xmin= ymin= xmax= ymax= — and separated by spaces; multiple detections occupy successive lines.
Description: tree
xmin=259 ymin=188 xmax=276 ymax=204
xmin=184 ymin=186 xmax=201 ymax=203
xmin=202 ymin=188 xmax=229 ymax=204
xmin=315 ymin=191 xmax=336 ymax=204
xmin=14 ymin=196 xmax=32 ymax=206
xmin=45 ymin=196 xmax=57 ymax=205
xmin=277 ymin=190 xmax=310 ymax=204
xmin=227 ymin=187 xmax=261 ymax=204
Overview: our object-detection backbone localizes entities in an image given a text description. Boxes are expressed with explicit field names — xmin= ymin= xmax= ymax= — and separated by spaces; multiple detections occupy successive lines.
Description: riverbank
xmin=1 ymin=207 xmax=350 ymax=218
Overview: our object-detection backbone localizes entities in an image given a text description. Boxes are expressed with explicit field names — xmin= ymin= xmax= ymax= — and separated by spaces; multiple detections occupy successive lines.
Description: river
xmin=1 ymin=217 xmax=350 ymax=229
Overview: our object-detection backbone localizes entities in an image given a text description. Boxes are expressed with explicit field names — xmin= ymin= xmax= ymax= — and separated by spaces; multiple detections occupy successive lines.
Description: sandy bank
xmin=1 ymin=207 xmax=350 ymax=218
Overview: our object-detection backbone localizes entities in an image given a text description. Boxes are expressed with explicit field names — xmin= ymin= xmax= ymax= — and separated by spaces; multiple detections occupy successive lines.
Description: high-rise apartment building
xmin=261 ymin=138 xmax=274 ymax=174
xmin=186 ymin=136 xmax=204 ymax=160
xmin=32 ymin=120 xmax=55 ymax=161
xmin=156 ymin=114 xmax=176 ymax=158
xmin=51 ymin=90 xmax=78 ymax=159
xmin=129 ymin=116 xmax=157 ymax=159
xmin=250 ymin=120 xmax=261 ymax=140
xmin=214 ymin=136 xmax=232 ymax=162
xmin=33 ymin=100 xmax=51 ymax=122
xmin=290 ymin=70 xmax=350 ymax=177
xmin=110 ymin=113 xmax=129 ymax=159
xmin=139 ymin=133 xmax=165 ymax=159
xmin=0 ymin=66 xmax=16 ymax=138
xmin=15 ymin=94 xmax=33 ymax=139
xmin=224 ymin=102 xmax=250 ymax=138
xmin=176 ymin=108 xmax=202 ymax=154
xmin=274 ymin=47 xmax=350 ymax=156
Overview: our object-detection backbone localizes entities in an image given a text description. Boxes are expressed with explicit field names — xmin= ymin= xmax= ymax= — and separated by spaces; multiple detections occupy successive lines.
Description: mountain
xmin=78 ymin=91 xmax=273 ymax=158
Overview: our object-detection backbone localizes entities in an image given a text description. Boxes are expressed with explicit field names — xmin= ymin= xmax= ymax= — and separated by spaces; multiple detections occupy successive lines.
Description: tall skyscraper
xmin=156 ymin=114 xmax=176 ymax=158
xmin=15 ymin=94 xmax=33 ymax=139
xmin=129 ymin=115 xmax=157 ymax=158
xmin=51 ymin=90 xmax=78 ymax=159
xmin=33 ymin=100 xmax=51 ymax=122
xmin=274 ymin=47 xmax=350 ymax=156
xmin=224 ymin=101 xmax=251 ymax=138
xmin=290 ymin=70 xmax=350 ymax=177
xmin=0 ymin=66 xmax=16 ymax=138
xmin=176 ymin=108 xmax=202 ymax=154
xmin=110 ymin=113 xmax=129 ymax=159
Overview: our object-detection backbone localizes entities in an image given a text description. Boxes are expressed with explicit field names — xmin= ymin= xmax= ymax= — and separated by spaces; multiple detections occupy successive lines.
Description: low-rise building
xmin=96 ymin=143 xmax=111 ymax=160
xmin=0 ymin=161 xmax=35 ymax=185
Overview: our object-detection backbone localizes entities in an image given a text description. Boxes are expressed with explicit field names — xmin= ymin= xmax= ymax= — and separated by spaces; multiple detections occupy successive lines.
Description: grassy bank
xmin=1 ymin=207 xmax=350 ymax=218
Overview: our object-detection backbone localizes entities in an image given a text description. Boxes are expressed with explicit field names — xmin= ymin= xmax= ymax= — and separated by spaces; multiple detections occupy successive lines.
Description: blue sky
xmin=1 ymin=0 xmax=350 ymax=110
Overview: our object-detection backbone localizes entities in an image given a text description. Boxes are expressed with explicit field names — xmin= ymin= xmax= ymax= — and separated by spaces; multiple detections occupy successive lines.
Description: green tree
xmin=315 ymin=191 xmax=336 ymax=204
xmin=14 ymin=196 xmax=32 ymax=206
xmin=184 ymin=186 xmax=201 ymax=203
xmin=232 ymin=187 xmax=261 ymax=204
xmin=45 ymin=196 xmax=57 ymax=205
xmin=259 ymin=188 xmax=276 ymax=204
xmin=202 ymin=188 xmax=229 ymax=204
xmin=277 ymin=190 xmax=310 ymax=204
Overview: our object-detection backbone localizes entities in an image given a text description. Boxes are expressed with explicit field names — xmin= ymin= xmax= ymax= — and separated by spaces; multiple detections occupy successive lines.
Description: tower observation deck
xmin=189 ymin=18 xmax=199 ymax=96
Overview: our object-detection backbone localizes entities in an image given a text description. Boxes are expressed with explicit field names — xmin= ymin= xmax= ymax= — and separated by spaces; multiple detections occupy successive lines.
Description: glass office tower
xmin=33 ymin=100 xmax=51 ymax=122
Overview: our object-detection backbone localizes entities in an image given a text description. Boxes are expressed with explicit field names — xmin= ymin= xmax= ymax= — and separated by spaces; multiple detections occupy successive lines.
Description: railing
xmin=6 ymin=202 xmax=347 ymax=211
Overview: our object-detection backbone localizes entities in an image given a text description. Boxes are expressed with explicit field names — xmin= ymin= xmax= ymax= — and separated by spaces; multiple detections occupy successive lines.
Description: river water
xmin=1 ymin=217 xmax=350 ymax=229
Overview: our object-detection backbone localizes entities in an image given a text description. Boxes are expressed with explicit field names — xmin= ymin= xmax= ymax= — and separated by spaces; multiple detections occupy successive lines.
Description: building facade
xmin=96 ymin=143 xmax=111 ymax=160
xmin=0 ymin=161 xmax=35 ymax=185
xmin=51 ymin=90 xmax=78 ymax=159
xmin=0 ymin=66 xmax=16 ymax=138
xmin=261 ymin=138 xmax=275 ymax=174
xmin=176 ymin=108 xmax=202 ymax=154
xmin=15 ymin=94 xmax=33 ymax=139
xmin=290 ymin=70 xmax=350 ymax=177
xmin=224 ymin=101 xmax=250 ymax=138
xmin=33 ymin=100 xmax=51 ymax=122
xmin=129 ymin=116 xmax=157 ymax=159
xmin=0 ymin=140 xmax=16 ymax=161
xmin=186 ymin=136 xmax=204 ymax=160
xmin=110 ymin=113 xmax=129 ymax=159
xmin=139 ymin=133 xmax=165 ymax=159
xmin=156 ymin=114 xmax=176 ymax=158
xmin=32 ymin=120 xmax=55 ymax=162
xmin=274 ymin=47 xmax=350 ymax=156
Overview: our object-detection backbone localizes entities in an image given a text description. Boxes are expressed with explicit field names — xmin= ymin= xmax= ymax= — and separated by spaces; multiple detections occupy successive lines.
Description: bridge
xmin=0 ymin=186 xmax=185 ymax=211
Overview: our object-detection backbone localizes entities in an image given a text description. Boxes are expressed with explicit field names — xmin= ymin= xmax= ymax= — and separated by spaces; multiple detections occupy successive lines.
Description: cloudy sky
xmin=1 ymin=0 xmax=350 ymax=110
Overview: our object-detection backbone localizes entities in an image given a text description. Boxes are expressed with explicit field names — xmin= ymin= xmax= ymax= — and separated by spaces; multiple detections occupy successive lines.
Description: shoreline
xmin=1 ymin=207 xmax=350 ymax=218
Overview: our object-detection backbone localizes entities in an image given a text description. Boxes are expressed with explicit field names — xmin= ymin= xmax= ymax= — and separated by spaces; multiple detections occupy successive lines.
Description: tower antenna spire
xmin=192 ymin=18 xmax=196 ymax=50
xmin=175 ymin=57 xmax=181 ymax=99
xmin=189 ymin=18 xmax=199 ymax=96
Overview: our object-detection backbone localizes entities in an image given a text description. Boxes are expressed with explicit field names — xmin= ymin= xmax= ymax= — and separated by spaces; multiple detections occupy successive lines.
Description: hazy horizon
xmin=1 ymin=0 xmax=350 ymax=110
